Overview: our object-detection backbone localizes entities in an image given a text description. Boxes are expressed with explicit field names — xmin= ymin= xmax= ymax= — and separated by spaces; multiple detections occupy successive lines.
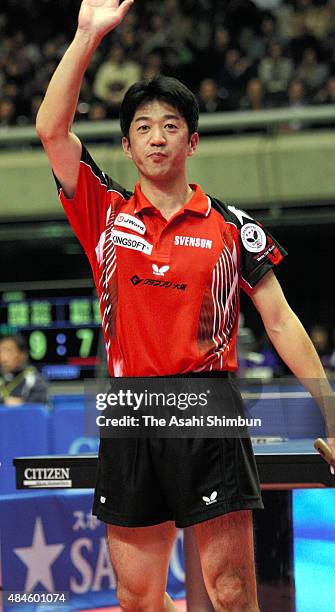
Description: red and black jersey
xmin=55 ymin=144 xmax=287 ymax=377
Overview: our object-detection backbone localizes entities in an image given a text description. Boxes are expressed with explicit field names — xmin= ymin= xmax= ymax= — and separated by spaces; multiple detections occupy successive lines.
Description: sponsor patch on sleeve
xmin=240 ymin=223 xmax=267 ymax=253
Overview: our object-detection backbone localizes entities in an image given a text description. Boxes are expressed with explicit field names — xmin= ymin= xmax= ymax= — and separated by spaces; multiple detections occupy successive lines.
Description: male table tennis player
xmin=36 ymin=1 xmax=335 ymax=610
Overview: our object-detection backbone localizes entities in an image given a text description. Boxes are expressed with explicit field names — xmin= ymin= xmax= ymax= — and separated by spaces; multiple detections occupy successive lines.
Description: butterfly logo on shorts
xmin=152 ymin=264 xmax=170 ymax=276
xmin=202 ymin=491 xmax=218 ymax=505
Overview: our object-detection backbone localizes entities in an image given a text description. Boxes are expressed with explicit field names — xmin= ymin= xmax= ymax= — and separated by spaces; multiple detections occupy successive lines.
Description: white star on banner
xmin=14 ymin=517 xmax=65 ymax=591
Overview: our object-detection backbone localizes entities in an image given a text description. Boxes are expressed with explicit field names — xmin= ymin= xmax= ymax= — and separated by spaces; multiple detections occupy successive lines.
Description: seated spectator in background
xmin=0 ymin=98 xmax=16 ymax=127
xmin=203 ymin=25 xmax=231 ymax=79
xmin=216 ymin=48 xmax=252 ymax=109
xmin=88 ymin=100 xmax=108 ymax=121
xmin=258 ymin=42 xmax=294 ymax=105
xmin=142 ymin=52 xmax=163 ymax=81
xmin=296 ymin=47 xmax=329 ymax=95
xmin=289 ymin=14 xmax=320 ymax=64
xmin=0 ymin=334 xmax=48 ymax=406
xmin=273 ymin=0 xmax=295 ymax=45
xmin=309 ymin=324 xmax=333 ymax=370
xmin=281 ymin=79 xmax=309 ymax=131
xmin=197 ymin=78 xmax=229 ymax=113
xmin=141 ymin=14 xmax=176 ymax=58
xmin=313 ymin=75 xmax=335 ymax=105
xmin=240 ymin=16 xmax=278 ymax=62
xmin=296 ymin=0 xmax=329 ymax=42
xmin=239 ymin=78 xmax=269 ymax=111
xmin=93 ymin=45 xmax=141 ymax=118
xmin=119 ymin=27 xmax=140 ymax=59
xmin=167 ymin=15 xmax=203 ymax=88
xmin=287 ymin=78 xmax=308 ymax=108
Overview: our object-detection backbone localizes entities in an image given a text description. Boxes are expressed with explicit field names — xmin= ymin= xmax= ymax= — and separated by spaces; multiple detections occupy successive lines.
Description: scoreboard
xmin=0 ymin=284 xmax=104 ymax=380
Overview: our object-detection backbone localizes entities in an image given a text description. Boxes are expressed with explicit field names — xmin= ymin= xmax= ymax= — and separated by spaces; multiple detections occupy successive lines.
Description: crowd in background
xmin=1 ymin=0 xmax=335 ymax=127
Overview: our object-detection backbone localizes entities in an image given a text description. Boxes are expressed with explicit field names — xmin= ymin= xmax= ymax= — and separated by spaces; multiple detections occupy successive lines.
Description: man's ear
xmin=187 ymin=132 xmax=199 ymax=157
xmin=122 ymin=136 xmax=132 ymax=159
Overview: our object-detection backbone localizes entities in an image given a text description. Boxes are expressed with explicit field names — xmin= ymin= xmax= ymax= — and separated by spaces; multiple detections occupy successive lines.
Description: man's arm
xmin=251 ymin=270 xmax=335 ymax=461
xmin=36 ymin=0 xmax=134 ymax=198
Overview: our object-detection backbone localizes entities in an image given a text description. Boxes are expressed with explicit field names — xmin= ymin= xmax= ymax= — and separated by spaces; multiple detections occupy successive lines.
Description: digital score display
xmin=0 ymin=286 xmax=104 ymax=380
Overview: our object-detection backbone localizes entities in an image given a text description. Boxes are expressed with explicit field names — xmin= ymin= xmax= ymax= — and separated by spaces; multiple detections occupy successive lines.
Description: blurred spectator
xmin=258 ymin=42 xmax=294 ymax=104
xmin=314 ymin=75 xmax=335 ymax=104
xmin=197 ymin=78 xmax=229 ymax=113
xmin=88 ymin=100 xmax=108 ymax=122
xmin=296 ymin=0 xmax=329 ymax=41
xmin=142 ymin=14 xmax=175 ymax=57
xmin=296 ymin=47 xmax=329 ymax=94
xmin=93 ymin=45 xmax=141 ymax=118
xmin=288 ymin=78 xmax=308 ymax=106
xmin=273 ymin=1 xmax=295 ymax=43
xmin=282 ymin=79 xmax=309 ymax=131
xmin=0 ymin=334 xmax=48 ymax=406
xmin=198 ymin=25 xmax=231 ymax=85
xmin=289 ymin=15 xmax=320 ymax=63
xmin=0 ymin=99 xmax=16 ymax=127
xmin=166 ymin=15 xmax=205 ymax=87
xmin=142 ymin=52 xmax=163 ymax=81
xmin=240 ymin=16 xmax=278 ymax=61
xmin=239 ymin=78 xmax=270 ymax=110
xmin=217 ymin=48 xmax=252 ymax=108
xmin=118 ymin=27 xmax=140 ymax=59
xmin=309 ymin=324 xmax=333 ymax=369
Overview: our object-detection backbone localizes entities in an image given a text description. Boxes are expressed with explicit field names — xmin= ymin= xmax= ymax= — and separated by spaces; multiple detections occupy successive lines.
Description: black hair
xmin=0 ymin=332 xmax=28 ymax=353
xmin=120 ymin=76 xmax=199 ymax=139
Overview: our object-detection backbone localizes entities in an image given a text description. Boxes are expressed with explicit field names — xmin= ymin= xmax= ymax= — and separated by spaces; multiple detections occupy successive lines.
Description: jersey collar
xmin=133 ymin=183 xmax=211 ymax=217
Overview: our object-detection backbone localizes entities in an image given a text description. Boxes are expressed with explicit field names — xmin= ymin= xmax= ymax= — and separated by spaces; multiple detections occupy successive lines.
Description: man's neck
xmin=139 ymin=174 xmax=194 ymax=221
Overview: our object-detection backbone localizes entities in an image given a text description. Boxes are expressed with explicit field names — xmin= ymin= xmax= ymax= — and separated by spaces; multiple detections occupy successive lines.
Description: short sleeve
xmin=53 ymin=143 xmax=131 ymax=256
xmin=227 ymin=205 xmax=287 ymax=295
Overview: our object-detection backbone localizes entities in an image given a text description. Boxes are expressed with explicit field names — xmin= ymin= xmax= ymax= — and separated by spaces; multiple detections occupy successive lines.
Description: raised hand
xmin=78 ymin=0 xmax=134 ymax=39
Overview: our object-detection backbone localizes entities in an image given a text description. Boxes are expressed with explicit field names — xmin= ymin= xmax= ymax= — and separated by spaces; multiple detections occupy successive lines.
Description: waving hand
xmin=78 ymin=0 xmax=134 ymax=38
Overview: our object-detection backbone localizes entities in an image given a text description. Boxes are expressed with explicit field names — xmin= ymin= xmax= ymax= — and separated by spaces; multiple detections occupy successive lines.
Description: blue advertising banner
xmin=0 ymin=491 xmax=185 ymax=611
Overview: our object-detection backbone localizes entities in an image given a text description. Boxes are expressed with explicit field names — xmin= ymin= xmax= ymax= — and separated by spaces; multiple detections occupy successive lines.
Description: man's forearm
xmin=266 ymin=309 xmax=325 ymax=380
xmin=36 ymin=29 xmax=101 ymax=139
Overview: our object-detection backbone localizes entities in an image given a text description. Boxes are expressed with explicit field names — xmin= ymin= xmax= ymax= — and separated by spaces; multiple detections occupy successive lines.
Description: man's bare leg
xmin=107 ymin=521 xmax=179 ymax=611
xmin=184 ymin=526 xmax=214 ymax=611
xmin=194 ymin=511 xmax=260 ymax=612
xmin=164 ymin=593 xmax=179 ymax=610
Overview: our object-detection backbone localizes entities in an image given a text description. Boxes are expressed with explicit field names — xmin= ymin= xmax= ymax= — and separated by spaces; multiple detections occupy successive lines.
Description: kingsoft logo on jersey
xmin=111 ymin=229 xmax=153 ymax=254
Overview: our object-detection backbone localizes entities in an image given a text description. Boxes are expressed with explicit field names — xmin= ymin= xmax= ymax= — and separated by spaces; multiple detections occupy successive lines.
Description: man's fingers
xmin=118 ymin=0 xmax=134 ymax=18
xmin=314 ymin=438 xmax=335 ymax=475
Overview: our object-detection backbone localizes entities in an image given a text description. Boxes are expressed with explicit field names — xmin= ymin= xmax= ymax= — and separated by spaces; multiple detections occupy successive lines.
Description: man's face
xmin=0 ymin=339 xmax=27 ymax=373
xmin=122 ymin=100 xmax=198 ymax=182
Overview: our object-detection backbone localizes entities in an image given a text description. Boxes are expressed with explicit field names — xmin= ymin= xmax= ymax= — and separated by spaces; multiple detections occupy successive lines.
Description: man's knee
xmin=116 ymin=584 xmax=161 ymax=612
xmin=215 ymin=573 xmax=248 ymax=609
xmin=117 ymin=584 xmax=146 ymax=611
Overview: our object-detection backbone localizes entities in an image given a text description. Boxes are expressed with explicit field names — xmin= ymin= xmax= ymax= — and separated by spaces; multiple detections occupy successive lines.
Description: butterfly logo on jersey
xmin=202 ymin=491 xmax=218 ymax=505
xmin=152 ymin=264 xmax=170 ymax=277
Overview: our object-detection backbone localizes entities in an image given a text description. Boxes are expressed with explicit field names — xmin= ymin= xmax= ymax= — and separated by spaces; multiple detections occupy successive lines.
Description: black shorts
xmin=92 ymin=374 xmax=263 ymax=528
